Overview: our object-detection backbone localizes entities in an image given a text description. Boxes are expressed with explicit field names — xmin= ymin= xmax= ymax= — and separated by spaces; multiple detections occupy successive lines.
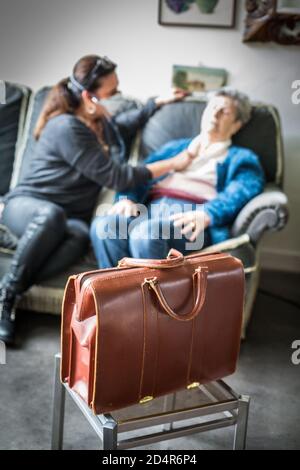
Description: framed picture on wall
xmin=158 ymin=0 xmax=237 ymax=29
xmin=243 ymin=0 xmax=300 ymax=44
xmin=172 ymin=65 xmax=227 ymax=93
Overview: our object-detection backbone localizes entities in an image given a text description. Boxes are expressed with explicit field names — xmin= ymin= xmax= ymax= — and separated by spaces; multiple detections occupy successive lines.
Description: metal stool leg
xmin=233 ymin=395 xmax=250 ymax=450
xmin=163 ymin=392 xmax=176 ymax=432
xmin=101 ymin=414 xmax=118 ymax=450
xmin=51 ymin=354 xmax=66 ymax=450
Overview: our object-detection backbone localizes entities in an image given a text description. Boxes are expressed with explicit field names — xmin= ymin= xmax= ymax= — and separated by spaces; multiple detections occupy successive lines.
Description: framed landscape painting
xmin=159 ymin=0 xmax=237 ymax=29
xmin=172 ymin=65 xmax=227 ymax=93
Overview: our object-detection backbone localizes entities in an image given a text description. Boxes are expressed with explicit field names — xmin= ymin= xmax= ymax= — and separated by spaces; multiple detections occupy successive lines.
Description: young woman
xmin=0 ymin=54 xmax=192 ymax=345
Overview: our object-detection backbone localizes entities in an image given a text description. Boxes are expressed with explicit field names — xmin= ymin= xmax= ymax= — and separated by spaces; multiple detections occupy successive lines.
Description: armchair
xmin=139 ymin=98 xmax=289 ymax=337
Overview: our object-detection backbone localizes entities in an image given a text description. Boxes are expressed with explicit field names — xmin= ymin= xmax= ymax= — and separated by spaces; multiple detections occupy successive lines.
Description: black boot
xmin=0 ymin=286 xmax=19 ymax=345
xmin=0 ymin=224 xmax=18 ymax=251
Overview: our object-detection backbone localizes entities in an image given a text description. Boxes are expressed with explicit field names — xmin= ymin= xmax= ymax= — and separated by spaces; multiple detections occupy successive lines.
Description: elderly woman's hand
xmin=155 ymin=88 xmax=190 ymax=107
xmin=170 ymin=210 xmax=211 ymax=242
xmin=108 ymin=198 xmax=139 ymax=218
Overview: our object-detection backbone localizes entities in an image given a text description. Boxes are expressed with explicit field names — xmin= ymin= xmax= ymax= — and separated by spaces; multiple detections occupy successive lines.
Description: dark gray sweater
xmin=6 ymin=100 xmax=157 ymax=222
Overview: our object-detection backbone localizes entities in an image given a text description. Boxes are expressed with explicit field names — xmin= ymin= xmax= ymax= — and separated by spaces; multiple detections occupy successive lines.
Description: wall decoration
xmin=159 ymin=0 xmax=237 ymax=28
xmin=172 ymin=65 xmax=227 ymax=93
xmin=244 ymin=0 xmax=300 ymax=45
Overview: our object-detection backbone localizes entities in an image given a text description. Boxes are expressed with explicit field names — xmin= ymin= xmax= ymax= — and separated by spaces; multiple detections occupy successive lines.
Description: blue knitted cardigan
xmin=116 ymin=139 xmax=265 ymax=245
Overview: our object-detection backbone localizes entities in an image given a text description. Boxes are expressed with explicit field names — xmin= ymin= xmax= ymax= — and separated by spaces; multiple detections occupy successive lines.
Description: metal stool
xmin=51 ymin=354 xmax=250 ymax=450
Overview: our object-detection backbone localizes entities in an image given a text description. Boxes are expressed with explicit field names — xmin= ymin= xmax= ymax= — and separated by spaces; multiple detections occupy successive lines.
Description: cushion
xmin=10 ymin=87 xmax=50 ymax=188
xmin=0 ymin=82 xmax=31 ymax=194
xmin=140 ymin=98 xmax=284 ymax=185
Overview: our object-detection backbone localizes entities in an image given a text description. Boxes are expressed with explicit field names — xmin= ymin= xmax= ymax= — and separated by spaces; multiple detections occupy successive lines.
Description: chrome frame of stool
xmin=51 ymin=354 xmax=250 ymax=450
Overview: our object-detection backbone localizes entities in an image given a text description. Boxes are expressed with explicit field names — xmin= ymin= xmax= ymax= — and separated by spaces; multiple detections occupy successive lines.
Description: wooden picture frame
xmin=244 ymin=0 xmax=300 ymax=45
xmin=158 ymin=0 xmax=237 ymax=29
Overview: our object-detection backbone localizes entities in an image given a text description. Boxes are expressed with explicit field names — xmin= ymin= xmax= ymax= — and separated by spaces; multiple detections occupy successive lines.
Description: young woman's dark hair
xmin=34 ymin=55 xmax=116 ymax=139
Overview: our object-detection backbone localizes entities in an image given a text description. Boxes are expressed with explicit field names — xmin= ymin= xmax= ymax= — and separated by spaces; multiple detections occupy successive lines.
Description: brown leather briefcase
xmin=61 ymin=249 xmax=244 ymax=414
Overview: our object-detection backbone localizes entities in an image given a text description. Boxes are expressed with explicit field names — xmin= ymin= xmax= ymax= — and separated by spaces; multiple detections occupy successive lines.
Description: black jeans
xmin=1 ymin=196 xmax=90 ymax=294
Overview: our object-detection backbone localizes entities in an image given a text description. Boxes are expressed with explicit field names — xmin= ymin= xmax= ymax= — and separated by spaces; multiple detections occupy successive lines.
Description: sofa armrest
xmin=231 ymin=189 xmax=289 ymax=244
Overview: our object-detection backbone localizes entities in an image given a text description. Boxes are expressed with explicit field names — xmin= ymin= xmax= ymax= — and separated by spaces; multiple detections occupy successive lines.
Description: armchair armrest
xmin=231 ymin=188 xmax=289 ymax=245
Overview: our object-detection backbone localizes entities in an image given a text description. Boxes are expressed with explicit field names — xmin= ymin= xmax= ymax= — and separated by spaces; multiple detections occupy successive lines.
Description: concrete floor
xmin=0 ymin=269 xmax=299 ymax=450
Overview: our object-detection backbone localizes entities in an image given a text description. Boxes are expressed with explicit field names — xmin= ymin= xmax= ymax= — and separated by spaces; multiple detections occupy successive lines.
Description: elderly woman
xmin=0 ymin=54 xmax=191 ymax=344
xmin=91 ymin=89 xmax=265 ymax=268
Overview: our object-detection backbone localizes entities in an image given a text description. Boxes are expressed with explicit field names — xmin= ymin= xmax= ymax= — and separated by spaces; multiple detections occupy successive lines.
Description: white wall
xmin=1 ymin=0 xmax=299 ymax=271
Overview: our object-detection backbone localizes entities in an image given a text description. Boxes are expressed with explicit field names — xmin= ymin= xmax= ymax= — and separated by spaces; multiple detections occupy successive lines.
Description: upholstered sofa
xmin=0 ymin=82 xmax=289 ymax=338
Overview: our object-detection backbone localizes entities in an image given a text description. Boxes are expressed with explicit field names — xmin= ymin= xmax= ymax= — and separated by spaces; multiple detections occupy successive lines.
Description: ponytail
xmin=34 ymin=78 xmax=80 ymax=140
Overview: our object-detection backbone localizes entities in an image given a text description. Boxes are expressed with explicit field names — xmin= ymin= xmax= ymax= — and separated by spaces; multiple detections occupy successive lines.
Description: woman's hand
xmin=108 ymin=199 xmax=139 ymax=218
xmin=170 ymin=150 xmax=195 ymax=172
xmin=146 ymin=150 xmax=194 ymax=179
xmin=170 ymin=210 xmax=211 ymax=242
xmin=155 ymin=88 xmax=190 ymax=107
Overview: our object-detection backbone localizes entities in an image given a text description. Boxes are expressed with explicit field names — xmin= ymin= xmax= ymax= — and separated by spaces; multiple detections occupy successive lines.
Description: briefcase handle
xmin=144 ymin=266 xmax=208 ymax=322
xmin=118 ymin=249 xmax=185 ymax=269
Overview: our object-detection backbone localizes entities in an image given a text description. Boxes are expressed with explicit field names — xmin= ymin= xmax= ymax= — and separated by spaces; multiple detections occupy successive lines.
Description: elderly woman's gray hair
xmin=214 ymin=88 xmax=252 ymax=126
